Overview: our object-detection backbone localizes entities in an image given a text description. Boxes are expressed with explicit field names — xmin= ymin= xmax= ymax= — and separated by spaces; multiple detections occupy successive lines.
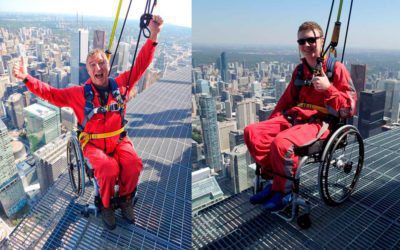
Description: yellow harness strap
xmin=297 ymin=103 xmax=329 ymax=114
xmin=79 ymin=127 xmax=125 ymax=150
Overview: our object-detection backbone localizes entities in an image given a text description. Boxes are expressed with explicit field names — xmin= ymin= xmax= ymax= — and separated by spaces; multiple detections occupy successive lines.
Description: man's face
xmin=86 ymin=52 xmax=109 ymax=87
xmin=297 ymin=29 xmax=324 ymax=61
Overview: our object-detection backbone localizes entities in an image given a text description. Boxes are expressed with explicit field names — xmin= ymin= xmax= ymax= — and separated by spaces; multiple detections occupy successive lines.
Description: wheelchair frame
xmin=66 ymin=131 xmax=137 ymax=218
xmin=254 ymin=123 xmax=364 ymax=229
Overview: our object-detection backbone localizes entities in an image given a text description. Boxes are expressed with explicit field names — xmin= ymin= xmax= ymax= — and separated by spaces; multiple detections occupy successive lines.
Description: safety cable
xmin=106 ymin=0 xmax=124 ymax=61
xmin=323 ymin=0 xmax=349 ymax=58
xmin=321 ymin=0 xmax=335 ymax=58
xmin=109 ymin=0 xmax=134 ymax=76
xmin=124 ymin=0 xmax=157 ymax=98
xmin=341 ymin=0 xmax=353 ymax=63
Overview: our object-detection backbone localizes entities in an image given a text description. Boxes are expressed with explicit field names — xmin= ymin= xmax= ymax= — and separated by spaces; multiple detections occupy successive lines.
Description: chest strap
xmin=79 ymin=78 xmax=125 ymax=130
xmin=79 ymin=127 xmax=125 ymax=150
xmin=297 ymin=103 xmax=329 ymax=114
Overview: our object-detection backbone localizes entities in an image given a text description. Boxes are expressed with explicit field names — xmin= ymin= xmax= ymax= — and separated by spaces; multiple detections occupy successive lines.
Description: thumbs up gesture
xmin=311 ymin=69 xmax=331 ymax=92
xmin=12 ymin=57 xmax=28 ymax=81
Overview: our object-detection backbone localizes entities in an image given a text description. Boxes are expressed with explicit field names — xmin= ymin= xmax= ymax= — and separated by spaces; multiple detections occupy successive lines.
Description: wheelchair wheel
xmin=319 ymin=125 xmax=364 ymax=206
xmin=67 ymin=134 xmax=86 ymax=196
xmin=297 ymin=214 xmax=311 ymax=229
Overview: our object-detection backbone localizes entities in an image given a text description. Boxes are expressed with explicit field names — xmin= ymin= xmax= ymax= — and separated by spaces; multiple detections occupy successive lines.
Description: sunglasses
xmin=297 ymin=36 xmax=321 ymax=45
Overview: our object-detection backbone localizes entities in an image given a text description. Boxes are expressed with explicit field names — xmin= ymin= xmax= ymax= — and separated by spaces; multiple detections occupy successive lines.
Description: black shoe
xmin=119 ymin=196 xmax=135 ymax=224
xmin=101 ymin=206 xmax=116 ymax=230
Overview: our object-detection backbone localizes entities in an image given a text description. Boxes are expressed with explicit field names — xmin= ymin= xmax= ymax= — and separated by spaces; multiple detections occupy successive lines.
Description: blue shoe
xmin=262 ymin=192 xmax=285 ymax=211
xmin=250 ymin=183 xmax=273 ymax=204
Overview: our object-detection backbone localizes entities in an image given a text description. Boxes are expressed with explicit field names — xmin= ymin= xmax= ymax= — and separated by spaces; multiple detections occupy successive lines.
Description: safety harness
xmin=78 ymin=78 xmax=126 ymax=150
xmin=294 ymin=56 xmax=336 ymax=115
xmin=77 ymin=0 xmax=156 ymax=150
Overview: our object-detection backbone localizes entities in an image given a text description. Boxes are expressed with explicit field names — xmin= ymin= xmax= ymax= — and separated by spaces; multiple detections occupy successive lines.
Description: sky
xmin=193 ymin=0 xmax=400 ymax=50
xmin=0 ymin=0 xmax=191 ymax=28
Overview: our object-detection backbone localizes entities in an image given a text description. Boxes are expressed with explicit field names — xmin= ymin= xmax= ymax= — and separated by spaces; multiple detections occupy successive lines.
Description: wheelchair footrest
xmin=272 ymin=193 xmax=311 ymax=224
xmin=81 ymin=204 xmax=100 ymax=218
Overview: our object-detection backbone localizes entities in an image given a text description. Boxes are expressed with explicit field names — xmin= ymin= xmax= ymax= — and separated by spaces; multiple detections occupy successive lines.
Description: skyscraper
xmin=6 ymin=93 xmax=25 ymax=129
xmin=199 ymin=94 xmax=223 ymax=172
xmin=196 ymin=79 xmax=210 ymax=95
xmin=231 ymin=94 xmax=244 ymax=112
xmin=351 ymin=64 xmax=367 ymax=113
xmin=34 ymin=133 xmax=68 ymax=195
xmin=251 ymin=81 xmax=262 ymax=98
xmin=220 ymin=52 xmax=228 ymax=82
xmin=24 ymin=103 xmax=61 ymax=151
xmin=93 ymin=30 xmax=106 ymax=50
xmin=259 ymin=104 xmax=275 ymax=122
xmin=229 ymin=130 xmax=244 ymax=151
xmin=118 ymin=42 xmax=130 ymax=72
xmin=275 ymin=78 xmax=288 ymax=100
xmin=0 ymin=120 xmax=27 ymax=217
xmin=225 ymin=100 xmax=232 ymax=118
xmin=228 ymin=144 xmax=253 ymax=194
xmin=378 ymin=79 xmax=400 ymax=123
xmin=60 ymin=107 xmax=77 ymax=131
xmin=71 ymin=29 xmax=88 ymax=84
xmin=0 ymin=56 xmax=5 ymax=75
xmin=351 ymin=64 xmax=367 ymax=94
xmin=236 ymin=99 xmax=257 ymax=130
xmin=36 ymin=42 xmax=44 ymax=62
xmin=0 ymin=120 xmax=17 ymax=184
xmin=218 ymin=120 xmax=236 ymax=153
xmin=217 ymin=80 xmax=225 ymax=97
xmin=358 ymin=90 xmax=386 ymax=138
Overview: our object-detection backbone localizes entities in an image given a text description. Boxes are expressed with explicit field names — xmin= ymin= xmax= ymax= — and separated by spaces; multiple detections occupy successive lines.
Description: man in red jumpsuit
xmin=244 ymin=21 xmax=356 ymax=210
xmin=13 ymin=15 xmax=164 ymax=229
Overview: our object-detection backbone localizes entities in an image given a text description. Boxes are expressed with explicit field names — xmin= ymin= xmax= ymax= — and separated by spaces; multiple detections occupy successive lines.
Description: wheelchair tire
xmin=319 ymin=125 xmax=364 ymax=206
xmin=67 ymin=134 xmax=86 ymax=196
xmin=297 ymin=214 xmax=311 ymax=229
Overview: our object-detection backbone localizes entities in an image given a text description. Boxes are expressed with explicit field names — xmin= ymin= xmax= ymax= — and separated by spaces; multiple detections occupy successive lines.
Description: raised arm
xmin=13 ymin=57 xmax=82 ymax=108
xmin=116 ymin=15 xmax=164 ymax=95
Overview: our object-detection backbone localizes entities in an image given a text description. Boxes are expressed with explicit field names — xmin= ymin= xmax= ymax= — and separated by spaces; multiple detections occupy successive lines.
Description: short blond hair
xmin=86 ymin=49 xmax=108 ymax=64
xmin=298 ymin=21 xmax=324 ymax=37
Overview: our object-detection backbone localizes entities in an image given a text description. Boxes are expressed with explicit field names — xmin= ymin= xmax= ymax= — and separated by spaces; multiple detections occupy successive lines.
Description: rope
xmin=106 ymin=0 xmax=124 ymax=60
xmin=109 ymin=0 xmax=134 ymax=76
xmin=341 ymin=0 xmax=354 ymax=63
xmin=321 ymin=0 xmax=335 ymax=58
xmin=124 ymin=0 xmax=157 ymax=98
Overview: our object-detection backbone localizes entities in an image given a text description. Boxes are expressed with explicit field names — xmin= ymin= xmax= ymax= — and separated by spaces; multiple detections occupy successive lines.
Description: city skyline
xmin=193 ymin=0 xmax=399 ymax=50
xmin=0 ymin=0 xmax=192 ymax=28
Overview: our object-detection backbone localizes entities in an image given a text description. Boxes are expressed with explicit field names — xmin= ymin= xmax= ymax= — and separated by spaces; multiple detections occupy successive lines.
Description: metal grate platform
xmin=193 ymin=128 xmax=400 ymax=249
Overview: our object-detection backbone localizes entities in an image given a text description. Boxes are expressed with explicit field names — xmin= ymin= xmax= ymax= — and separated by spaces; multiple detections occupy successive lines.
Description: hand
xmin=13 ymin=57 xmax=28 ymax=81
xmin=149 ymin=15 xmax=163 ymax=41
xmin=311 ymin=70 xmax=330 ymax=92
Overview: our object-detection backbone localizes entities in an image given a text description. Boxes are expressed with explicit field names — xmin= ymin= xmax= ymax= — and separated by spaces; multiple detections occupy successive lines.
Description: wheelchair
xmin=66 ymin=131 xmax=137 ymax=218
xmin=253 ymin=119 xmax=364 ymax=229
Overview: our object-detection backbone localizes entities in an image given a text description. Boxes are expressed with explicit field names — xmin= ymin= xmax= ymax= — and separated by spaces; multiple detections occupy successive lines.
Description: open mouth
xmin=95 ymin=73 xmax=104 ymax=80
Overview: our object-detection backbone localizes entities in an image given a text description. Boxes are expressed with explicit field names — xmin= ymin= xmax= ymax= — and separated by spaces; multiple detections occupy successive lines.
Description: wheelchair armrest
xmin=294 ymin=140 xmax=325 ymax=157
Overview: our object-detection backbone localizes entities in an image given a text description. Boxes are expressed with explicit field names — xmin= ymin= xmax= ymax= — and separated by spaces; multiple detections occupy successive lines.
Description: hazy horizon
xmin=193 ymin=0 xmax=399 ymax=50
xmin=0 ymin=0 xmax=191 ymax=28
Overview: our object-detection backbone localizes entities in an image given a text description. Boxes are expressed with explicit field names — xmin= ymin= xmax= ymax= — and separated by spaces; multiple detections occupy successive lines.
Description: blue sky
xmin=0 ymin=0 xmax=191 ymax=27
xmin=193 ymin=0 xmax=399 ymax=50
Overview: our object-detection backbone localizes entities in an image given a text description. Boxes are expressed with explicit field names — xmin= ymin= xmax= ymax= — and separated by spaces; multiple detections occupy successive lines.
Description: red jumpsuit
xmin=244 ymin=58 xmax=356 ymax=194
xmin=24 ymin=39 xmax=156 ymax=208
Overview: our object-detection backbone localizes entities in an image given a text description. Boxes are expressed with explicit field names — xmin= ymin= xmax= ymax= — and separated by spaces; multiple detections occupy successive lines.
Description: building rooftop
xmin=193 ymin=128 xmax=400 ymax=249
xmin=192 ymin=177 xmax=223 ymax=201
xmin=24 ymin=103 xmax=56 ymax=119
xmin=7 ymin=66 xmax=192 ymax=249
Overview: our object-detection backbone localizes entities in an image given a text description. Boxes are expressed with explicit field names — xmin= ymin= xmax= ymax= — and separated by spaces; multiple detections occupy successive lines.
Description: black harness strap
xmin=294 ymin=56 xmax=337 ymax=91
xmin=79 ymin=78 xmax=125 ymax=131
